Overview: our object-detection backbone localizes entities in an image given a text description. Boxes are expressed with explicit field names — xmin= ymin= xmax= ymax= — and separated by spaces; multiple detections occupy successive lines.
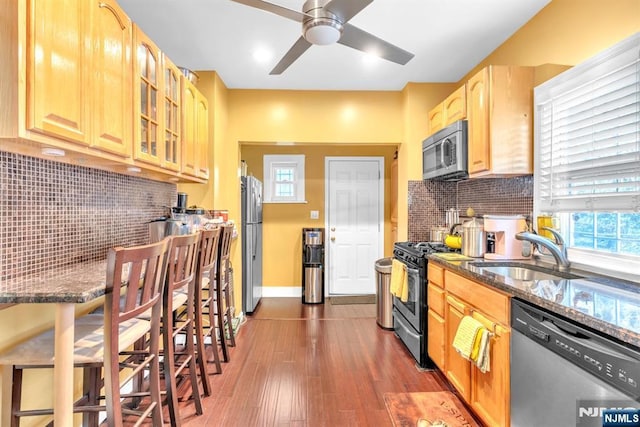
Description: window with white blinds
xmin=534 ymin=33 xmax=640 ymax=213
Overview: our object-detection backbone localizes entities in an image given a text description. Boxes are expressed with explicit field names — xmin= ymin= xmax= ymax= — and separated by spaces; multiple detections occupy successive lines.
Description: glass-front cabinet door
xmin=162 ymin=55 xmax=181 ymax=171
xmin=133 ymin=25 xmax=161 ymax=165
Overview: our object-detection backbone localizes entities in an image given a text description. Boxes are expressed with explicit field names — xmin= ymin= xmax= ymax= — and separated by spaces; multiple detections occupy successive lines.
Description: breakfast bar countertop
xmin=427 ymin=254 xmax=640 ymax=349
xmin=0 ymin=261 xmax=108 ymax=304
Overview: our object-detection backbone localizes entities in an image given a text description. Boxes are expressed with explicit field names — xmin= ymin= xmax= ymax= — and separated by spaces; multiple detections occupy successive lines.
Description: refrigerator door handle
xmin=252 ymin=227 xmax=258 ymax=259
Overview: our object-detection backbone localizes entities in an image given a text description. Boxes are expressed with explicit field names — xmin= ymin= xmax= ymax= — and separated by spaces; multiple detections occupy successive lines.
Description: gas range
xmin=392 ymin=241 xmax=458 ymax=369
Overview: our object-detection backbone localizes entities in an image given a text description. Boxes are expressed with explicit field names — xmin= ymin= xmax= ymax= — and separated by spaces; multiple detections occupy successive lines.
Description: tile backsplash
xmin=408 ymin=176 xmax=533 ymax=242
xmin=0 ymin=151 xmax=176 ymax=283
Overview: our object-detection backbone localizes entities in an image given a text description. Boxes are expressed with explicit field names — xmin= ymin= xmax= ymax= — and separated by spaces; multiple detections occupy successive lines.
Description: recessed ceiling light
xmin=126 ymin=166 xmax=141 ymax=173
xmin=253 ymin=48 xmax=273 ymax=64
xmin=41 ymin=147 xmax=65 ymax=157
xmin=362 ymin=51 xmax=382 ymax=66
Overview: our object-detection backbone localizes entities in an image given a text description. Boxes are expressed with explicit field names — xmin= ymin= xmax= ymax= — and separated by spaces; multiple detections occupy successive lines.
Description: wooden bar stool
xmin=161 ymin=233 xmax=204 ymax=427
xmin=0 ymin=239 xmax=171 ymax=426
xmin=216 ymin=224 xmax=236 ymax=362
xmin=192 ymin=227 xmax=223 ymax=395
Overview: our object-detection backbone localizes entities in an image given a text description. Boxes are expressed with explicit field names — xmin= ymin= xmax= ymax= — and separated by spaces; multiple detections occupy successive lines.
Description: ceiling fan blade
xmin=231 ymin=0 xmax=307 ymax=22
xmin=323 ymin=0 xmax=373 ymax=23
xmin=339 ymin=23 xmax=414 ymax=65
xmin=270 ymin=36 xmax=313 ymax=75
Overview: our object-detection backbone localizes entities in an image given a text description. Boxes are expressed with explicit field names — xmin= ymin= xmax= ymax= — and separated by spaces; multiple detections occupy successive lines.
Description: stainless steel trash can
xmin=375 ymin=257 xmax=393 ymax=330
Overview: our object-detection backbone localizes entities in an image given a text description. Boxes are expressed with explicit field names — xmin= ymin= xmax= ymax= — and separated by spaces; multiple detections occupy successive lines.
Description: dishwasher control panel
xmin=512 ymin=299 xmax=640 ymax=399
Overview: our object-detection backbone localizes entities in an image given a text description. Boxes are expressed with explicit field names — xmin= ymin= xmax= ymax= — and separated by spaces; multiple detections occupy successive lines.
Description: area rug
xmin=330 ymin=295 xmax=376 ymax=305
xmin=384 ymin=391 xmax=480 ymax=427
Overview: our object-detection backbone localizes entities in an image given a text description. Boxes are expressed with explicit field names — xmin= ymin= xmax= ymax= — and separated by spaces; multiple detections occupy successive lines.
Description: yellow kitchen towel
xmin=390 ymin=259 xmax=406 ymax=299
xmin=452 ymin=316 xmax=484 ymax=361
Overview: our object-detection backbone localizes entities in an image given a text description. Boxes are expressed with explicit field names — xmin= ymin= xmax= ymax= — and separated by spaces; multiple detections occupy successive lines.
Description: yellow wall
xmin=460 ymin=0 xmax=640 ymax=83
xmin=183 ymin=0 xmax=640 ymax=303
xmin=241 ymin=144 xmax=396 ymax=287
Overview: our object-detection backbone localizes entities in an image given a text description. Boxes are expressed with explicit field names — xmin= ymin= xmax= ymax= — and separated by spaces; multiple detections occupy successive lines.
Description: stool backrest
xmin=198 ymin=227 xmax=222 ymax=280
xmin=105 ymin=238 xmax=171 ymax=323
xmin=166 ymin=233 xmax=200 ymax=300
xmin=218 ymin=224 xmax=233 ymax=265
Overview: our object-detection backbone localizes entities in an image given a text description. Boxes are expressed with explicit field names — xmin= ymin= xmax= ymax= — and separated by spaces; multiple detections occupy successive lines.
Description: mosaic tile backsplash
xmin=408 ymin=176 xmax=534 ymax=242
xmin=0 ymin=151 xmax=177 ymax=284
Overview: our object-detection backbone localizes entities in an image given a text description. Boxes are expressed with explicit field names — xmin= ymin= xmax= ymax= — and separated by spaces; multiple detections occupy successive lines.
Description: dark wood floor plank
xmin=181 ymin=297 xmax=450 ymax=426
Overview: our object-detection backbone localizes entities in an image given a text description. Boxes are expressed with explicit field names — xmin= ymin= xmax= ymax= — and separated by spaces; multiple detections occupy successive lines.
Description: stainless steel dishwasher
xmin=511 ymin=299 xmax=640 ymax=427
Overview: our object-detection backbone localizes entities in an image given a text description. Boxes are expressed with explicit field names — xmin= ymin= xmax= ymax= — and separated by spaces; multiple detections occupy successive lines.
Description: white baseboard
xmin=261 ymin=286 xmax=302 ymax=297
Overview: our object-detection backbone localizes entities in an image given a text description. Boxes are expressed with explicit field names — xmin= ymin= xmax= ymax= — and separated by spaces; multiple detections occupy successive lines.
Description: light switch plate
xmin=310 ymin=210 xmax=319 ymax=219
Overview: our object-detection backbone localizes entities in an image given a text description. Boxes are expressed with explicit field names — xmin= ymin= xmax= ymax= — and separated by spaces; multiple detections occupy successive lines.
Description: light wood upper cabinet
xmin=133 ymin=25 xmax=162 ymax=166
xmin=443 ymin=85 xmax=466 ymax=126
xmin=91 ymin=0 xmax=132 ymax=157
xmin=466 ymin=65 xmax=534 ymax=177
xmin=427 ymin=104 xmax=445 ymax=135
xmin=27 ymin=0 xmax=90 ymax=145
xmin=196 ymin=92 xmax=209 ymax=179
xmin=427 ymin=85 xmax=466 ymax=135
xmin=162 ymin=55 xmax=181 ymax=171
xmin=181 ymin=80 xmax=198 ymax=177
xmin=181 ymin=78 xmax=209 ymax=179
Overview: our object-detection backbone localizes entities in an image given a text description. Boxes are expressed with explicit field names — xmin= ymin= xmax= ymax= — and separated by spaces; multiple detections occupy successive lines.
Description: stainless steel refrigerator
xmin=241 ymin=176 xmax=263 ymax=314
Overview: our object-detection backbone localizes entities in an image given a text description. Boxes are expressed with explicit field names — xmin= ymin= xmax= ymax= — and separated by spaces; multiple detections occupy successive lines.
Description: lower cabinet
xmin=444 ymin=294 xmax=471 ymax=401
xmin=428 ymin=267 xmax=511 ymax=427
xmin=427 ymin=308 xmax=445 ymax=370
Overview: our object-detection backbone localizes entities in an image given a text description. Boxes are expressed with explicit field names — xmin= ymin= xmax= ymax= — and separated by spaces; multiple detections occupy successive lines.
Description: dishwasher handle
xmin=542 ymin=318 xmax=638 ymax=362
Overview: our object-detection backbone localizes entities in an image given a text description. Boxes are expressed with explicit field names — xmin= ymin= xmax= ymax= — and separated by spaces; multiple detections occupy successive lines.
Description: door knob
xmin=330 ymin=236 xmax=336 ymax=241
xmin=331 ymin=227 xmax=335 ymax=232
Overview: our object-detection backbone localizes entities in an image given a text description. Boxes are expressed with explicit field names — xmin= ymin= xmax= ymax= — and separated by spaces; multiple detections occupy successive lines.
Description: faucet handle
xmin=541 ymin=227 xmax=564 ymax=245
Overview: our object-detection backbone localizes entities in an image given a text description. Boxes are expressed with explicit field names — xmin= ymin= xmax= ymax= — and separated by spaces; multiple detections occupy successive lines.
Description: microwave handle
xmin=439 ymin=141 xmax=445 ymax=168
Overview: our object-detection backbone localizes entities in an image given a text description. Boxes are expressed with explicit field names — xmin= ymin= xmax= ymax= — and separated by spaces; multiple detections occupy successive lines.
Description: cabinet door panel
xmin=443 ymin=85 xmax=466 ymax=126
xmin=444 ymin=295 xmax=471 ymax=401
xmin=196 ymin=93 xmax=209 ymax=178
xmin=92 ymin=0 xmax=132 ymax=157
xmin=162 ymin=56 xmax=181 ymax=171
xmin=28 ymin=0 xmax=89 ymax=144
xmin=471 ymin=323 xmax=511 ymax=427
xmin=467 ymin=68 xmax=490 ymax=174
xmin=133 ymin=27 xmax=162 ymax=165
xmin=427 ymin=309 xmax=445 ymax=370
xmin=428 ymin=105 xmax=444 ymax=135
xmin=181 ymin=80 xmax=197 ymax=176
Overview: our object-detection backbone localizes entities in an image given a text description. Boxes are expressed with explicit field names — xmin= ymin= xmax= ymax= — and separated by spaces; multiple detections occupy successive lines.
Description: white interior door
xmin=326 ymin=157 xmax=384 ymax=295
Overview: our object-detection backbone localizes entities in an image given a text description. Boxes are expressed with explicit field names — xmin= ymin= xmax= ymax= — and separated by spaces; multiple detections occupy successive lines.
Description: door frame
xmin=324 ymin=156 xmax=385 ymax=296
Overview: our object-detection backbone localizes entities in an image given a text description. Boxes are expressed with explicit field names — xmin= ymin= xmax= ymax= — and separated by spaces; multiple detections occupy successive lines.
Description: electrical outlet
xmin=310 ymin=210 xmax=319 ymax=219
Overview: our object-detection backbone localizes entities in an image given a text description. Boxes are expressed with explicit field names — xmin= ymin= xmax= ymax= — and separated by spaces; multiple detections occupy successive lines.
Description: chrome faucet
xmin=516 ymin=228 xmax=571 ymax=271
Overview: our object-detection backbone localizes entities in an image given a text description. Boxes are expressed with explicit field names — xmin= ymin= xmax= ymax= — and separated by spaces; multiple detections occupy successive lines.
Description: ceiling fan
xmin=231 ymin=0 xmax=415 ymax=74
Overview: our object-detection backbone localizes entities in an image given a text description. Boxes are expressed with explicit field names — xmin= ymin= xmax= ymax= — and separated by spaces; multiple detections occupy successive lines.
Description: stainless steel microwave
xmin=422 ymin=119 xmax=468 ymax=181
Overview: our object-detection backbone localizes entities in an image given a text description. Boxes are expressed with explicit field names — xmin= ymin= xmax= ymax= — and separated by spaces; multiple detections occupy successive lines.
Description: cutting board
xmin=432 ymin=253 xmax=473 ymax=261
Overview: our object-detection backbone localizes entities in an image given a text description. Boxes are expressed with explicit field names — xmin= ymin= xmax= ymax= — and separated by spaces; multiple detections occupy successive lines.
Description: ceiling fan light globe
xmin=304 ymin=25 xmax=341 ymax=45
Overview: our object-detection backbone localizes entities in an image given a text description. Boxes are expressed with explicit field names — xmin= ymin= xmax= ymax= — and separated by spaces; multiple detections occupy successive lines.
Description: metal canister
xmin=462 ymin=217 xmax=485 ymax=258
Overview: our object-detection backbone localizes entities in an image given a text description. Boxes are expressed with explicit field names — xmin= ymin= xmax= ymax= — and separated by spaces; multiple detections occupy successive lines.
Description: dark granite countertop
xmin=0 ymin=261 xmax=108 ymax=304
xmin=427 ymin=254 xmax=640 ymax=349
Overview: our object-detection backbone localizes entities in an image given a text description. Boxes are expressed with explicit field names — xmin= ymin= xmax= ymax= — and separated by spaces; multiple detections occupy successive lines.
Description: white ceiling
xmin=118 ymin=0 xmax=551 ymax=91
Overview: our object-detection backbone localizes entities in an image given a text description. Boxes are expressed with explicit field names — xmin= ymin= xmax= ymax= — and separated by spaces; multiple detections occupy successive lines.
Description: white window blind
xmin=534 ymin=33 xmax=640 ymax=213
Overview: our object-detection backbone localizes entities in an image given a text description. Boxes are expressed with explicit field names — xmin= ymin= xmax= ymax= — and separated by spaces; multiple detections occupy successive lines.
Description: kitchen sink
xmin=468 ymin=262 xmax=581 ymax=283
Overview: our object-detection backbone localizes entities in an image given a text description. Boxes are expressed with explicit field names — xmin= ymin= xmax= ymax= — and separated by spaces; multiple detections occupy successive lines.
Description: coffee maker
xmin=483 ymin=215 xmax=530 ymax=260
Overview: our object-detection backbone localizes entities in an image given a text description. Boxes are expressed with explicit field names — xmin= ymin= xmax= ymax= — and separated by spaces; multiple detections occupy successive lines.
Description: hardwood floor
xmin=178 ymin=297 xmax=451 ymax=427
